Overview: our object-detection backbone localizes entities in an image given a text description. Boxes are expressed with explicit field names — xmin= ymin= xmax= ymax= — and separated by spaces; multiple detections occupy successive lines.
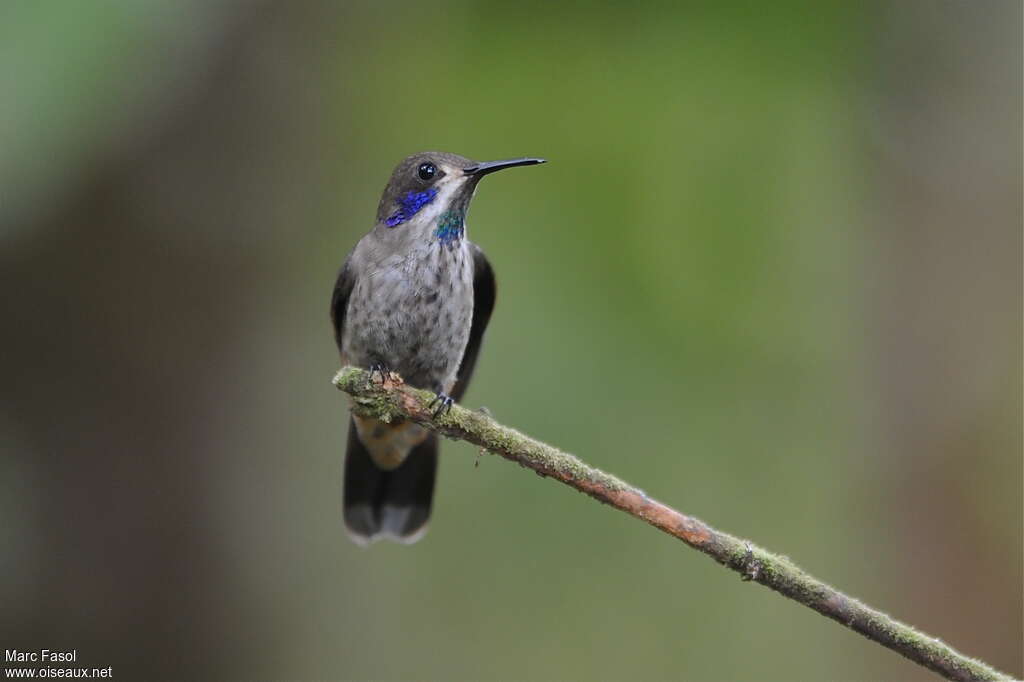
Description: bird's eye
xmin=417 ymin=162 xmax=437 ymax=181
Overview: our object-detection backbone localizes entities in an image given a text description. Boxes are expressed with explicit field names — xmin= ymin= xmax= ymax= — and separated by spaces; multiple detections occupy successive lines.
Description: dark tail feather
xmin=342 ymin=419 xmax=438 ymax=545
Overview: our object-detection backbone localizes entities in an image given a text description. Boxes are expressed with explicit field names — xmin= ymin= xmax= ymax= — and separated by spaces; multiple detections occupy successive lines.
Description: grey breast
xmin=344 ymin=241 xmax=475 ymax=391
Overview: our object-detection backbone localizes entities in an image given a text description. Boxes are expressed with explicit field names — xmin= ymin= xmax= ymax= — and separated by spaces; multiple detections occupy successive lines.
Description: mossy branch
xmin=333 ymin=366 xmax=1016 ymax=682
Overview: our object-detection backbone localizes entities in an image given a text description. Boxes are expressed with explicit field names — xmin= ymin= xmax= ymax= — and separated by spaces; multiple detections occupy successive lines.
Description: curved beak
xmin=463 ymin=157 xmax=546 ymax=177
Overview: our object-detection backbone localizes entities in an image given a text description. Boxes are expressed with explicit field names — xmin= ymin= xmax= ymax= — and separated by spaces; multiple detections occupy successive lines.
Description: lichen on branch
xmin=333 ymin=366 xmax=1016 ymax=682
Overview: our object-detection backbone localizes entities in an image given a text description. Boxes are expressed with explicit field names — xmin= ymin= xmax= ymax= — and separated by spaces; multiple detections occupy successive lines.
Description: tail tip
xmin=343 ymin=504 xmax=430 ymax=546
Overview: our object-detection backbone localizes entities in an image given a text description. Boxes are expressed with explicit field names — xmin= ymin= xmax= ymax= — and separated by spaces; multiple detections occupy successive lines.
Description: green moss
xmin=333 ymin=366 xmax=1015 ymax=682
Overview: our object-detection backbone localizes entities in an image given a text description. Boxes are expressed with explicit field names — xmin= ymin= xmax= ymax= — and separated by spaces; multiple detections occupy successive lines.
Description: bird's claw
xmin=428 ymin=392 xmax=454 ymax=419
xmin=368 ymin=362 xmax=391 ymax=384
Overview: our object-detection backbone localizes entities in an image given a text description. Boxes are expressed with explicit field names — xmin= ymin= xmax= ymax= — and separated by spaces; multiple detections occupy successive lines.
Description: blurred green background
xmin=1 ymin=1 xmax=1020 ymax=680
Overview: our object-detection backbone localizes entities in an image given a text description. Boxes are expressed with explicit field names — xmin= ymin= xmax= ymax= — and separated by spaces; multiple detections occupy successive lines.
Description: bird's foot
xmin=368 ymin=362 xmax=392 ymax=385
xmin=428 ymin=392 xmax=454 ymax=419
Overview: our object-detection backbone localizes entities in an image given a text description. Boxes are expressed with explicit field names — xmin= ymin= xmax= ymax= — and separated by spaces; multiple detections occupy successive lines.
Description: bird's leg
xmin=428 ymin=388 xmax=454 ymax=419
xmin=368 ymin=362 xmax=391 ymax=384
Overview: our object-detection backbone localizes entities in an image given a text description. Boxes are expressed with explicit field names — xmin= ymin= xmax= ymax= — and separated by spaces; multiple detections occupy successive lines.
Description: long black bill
xmin=463 ymin=157 xmax=546 ymax=177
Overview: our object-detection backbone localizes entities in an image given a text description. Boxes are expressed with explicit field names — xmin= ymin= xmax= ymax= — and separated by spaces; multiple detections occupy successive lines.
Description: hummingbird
xmin=331 ymin=151 xmax=545 ymax=544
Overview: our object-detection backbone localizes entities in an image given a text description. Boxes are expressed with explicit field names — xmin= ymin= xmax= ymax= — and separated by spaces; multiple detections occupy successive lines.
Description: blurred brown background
xmin=1 ymin=1 xmax=1020 ymax=680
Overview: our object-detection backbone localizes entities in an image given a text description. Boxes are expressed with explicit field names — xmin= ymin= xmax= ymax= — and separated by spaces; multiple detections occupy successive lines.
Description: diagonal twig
xmin=333 ymin=366 xmax=1016 ymax=682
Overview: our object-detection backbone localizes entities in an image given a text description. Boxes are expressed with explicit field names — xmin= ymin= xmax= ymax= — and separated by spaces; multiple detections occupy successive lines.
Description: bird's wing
xmin=331 ymin=254 xmax=356 ymax=358
xmin=451 ymin=243 xmax=496 ymax=402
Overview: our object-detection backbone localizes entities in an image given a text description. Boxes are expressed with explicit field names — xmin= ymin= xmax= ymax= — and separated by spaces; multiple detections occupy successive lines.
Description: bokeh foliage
xmin=1 ymin=1 xmax=1019 ymax=680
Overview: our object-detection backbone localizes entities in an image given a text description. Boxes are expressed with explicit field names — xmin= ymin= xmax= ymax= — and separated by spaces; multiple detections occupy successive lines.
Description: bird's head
xmin=374 ymin=152 xmax=545 ymax=244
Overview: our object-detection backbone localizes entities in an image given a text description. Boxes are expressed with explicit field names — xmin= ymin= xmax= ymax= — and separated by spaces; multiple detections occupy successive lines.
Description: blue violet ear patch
xmin=385 ymin=188 xmax=438 ymax=227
